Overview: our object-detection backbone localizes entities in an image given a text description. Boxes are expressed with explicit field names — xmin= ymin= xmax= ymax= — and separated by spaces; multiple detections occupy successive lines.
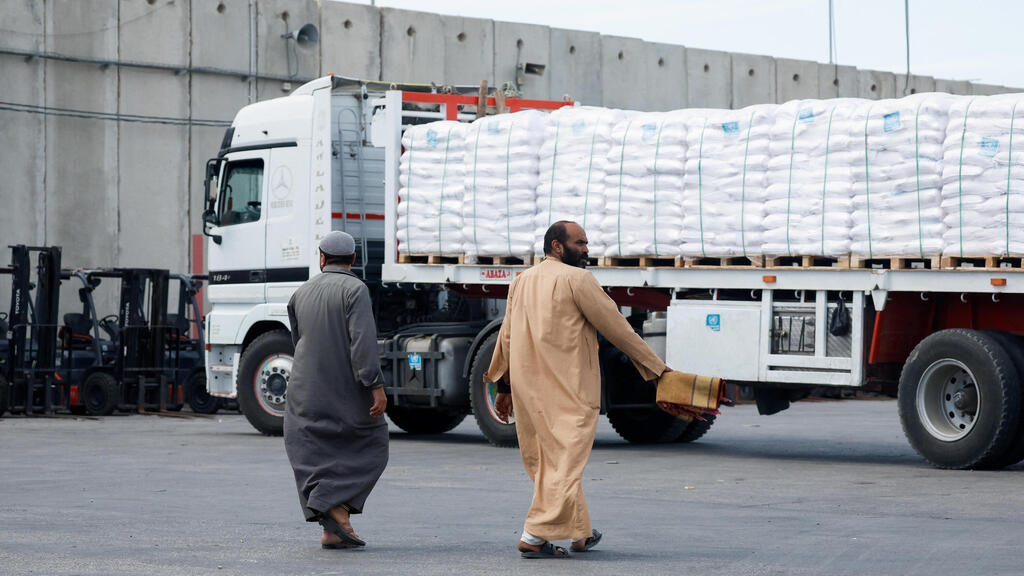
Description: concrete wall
xmin=1 ymin=0 xmax=1020 ymax=308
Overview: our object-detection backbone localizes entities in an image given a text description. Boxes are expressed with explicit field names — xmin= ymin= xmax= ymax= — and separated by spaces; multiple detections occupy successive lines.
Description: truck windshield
xmin=218 ymin=160 xmax=264 ymax=226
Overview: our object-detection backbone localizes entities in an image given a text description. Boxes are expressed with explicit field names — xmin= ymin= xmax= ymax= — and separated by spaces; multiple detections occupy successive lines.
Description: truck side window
xmin=218 ymin=160 xmax=264 ymax=226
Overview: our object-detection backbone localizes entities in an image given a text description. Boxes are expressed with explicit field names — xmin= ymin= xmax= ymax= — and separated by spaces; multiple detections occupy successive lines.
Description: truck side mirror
xmin=202 ymin=209 xmax=222 ymax=245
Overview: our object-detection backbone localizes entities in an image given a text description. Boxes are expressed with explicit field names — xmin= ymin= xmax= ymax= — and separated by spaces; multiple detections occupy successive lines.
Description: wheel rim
xmin=916 ymin=358 xmax=980 ymax=441
xmin=484 ymin=381 xmax=514 ymax=425
xmin=254 ymin=354 xmax=291 ymax=417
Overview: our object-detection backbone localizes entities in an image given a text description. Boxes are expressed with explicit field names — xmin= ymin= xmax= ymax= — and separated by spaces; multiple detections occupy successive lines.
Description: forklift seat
xmin=60 ymin=313 xmax=95 ymax=349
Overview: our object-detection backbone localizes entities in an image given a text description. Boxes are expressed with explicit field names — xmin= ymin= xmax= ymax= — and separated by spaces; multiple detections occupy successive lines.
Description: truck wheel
xmin=185 ymin=370 xmax=220 ymax=415
xmin=237 ymin=330 xmax=293 ymax=436
xmin=469 ymin=332 xmax=518 ymax=447
xmin=605 ymin=347 xmax=687 ymax=444
xmin=674 ymin=414 xmax=717 ymax=443
xmin=82 ymin=372 xmax=119 ymax=416
xmin=898 ymin=329 xmax=1021 ymax=469
xmin=983 ymin=331 xmax=1024 ymax=468
xmin=607 ymin=408 xmax=688 ymax=443
xmin=386 ymin=405 xmax=465 ymax=434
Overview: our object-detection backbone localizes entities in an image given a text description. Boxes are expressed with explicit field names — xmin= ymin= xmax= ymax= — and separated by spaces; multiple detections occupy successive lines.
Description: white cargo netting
xmin=534 ymin=106 xmax=627 ymax=257
xmin=462 ymin=110 xmax=546 ymax=259
xmin=941 ymin=94 xmax=1024 ymax=257
xmin=397 ymin=121 xmax=467 ymax=256
xmin=681 ymin=105 xmax=774 ymax=258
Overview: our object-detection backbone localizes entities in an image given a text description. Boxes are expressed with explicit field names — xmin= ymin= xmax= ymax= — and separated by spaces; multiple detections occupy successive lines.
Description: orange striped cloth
xmin=656 ymin=371 xmax=727 ymax=422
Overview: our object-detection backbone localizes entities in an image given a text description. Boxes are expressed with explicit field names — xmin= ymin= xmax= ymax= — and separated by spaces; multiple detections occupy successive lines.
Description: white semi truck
xmin=204 ymin=76 xmax=1024 ymax=469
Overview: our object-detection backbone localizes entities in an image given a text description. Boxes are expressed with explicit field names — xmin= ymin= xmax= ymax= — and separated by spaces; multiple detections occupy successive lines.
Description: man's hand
xmin=494 ymin=392 xmax=513 ymax=423
xmin=369 ymin=387 xmax=387 ymax=418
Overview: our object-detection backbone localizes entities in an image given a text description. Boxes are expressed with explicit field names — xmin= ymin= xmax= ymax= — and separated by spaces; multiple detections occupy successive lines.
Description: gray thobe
xmin=284 ymin=265 xmax=388 ymax=521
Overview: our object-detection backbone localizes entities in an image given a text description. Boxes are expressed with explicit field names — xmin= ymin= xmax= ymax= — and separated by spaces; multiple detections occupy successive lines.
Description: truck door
xmin=206 ymin=151 xmax=268 ymax=303
xmin=263 ymin=144 xmax=311 ymax=304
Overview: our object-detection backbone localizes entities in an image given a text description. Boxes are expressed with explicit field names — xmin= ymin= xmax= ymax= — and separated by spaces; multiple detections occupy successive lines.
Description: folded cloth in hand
xmin=656 ymin=371 xmax=727 ymax=421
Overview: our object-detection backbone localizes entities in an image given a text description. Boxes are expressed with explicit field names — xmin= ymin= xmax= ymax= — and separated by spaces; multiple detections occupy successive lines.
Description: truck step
xmin=940 ymin=255 xmax=1024 ymax=270
xmin=398 ymin=253 xmax=465 ymax=265
xmin=765 ymin=255 xmax=851 ymax=269
xmin=850 ymin=256 xmax=942 ymax=270
xmin=682 ymin=255 xmax=764 ymax=269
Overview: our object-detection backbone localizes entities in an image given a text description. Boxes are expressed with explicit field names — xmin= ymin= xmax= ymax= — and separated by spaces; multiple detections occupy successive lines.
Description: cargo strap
xmin=406 ymin=131 xmax=414 ymax=254
xmin=652 ymin=118 xmax=666 ymax=257
xmin=697 ymin=118 xmax=708 ymax=258
xmin=862 ymin=105 xmax=873 ymax=259
xmin=547 ymin=119 xmax=561 ymax=228
xmin=914 ymin=99 xmax=924 ymax=258
xmin=438 ymin=126 xmax=453 ymax=256
xmin=956 ymin=98 xmax=977 ymax=258
xmin=786 ymin=108 xmax=799 ymax=256
xmin=471 ymin=123 xmax=482 ymax=254
xmin=820 ymin=106 xmax=837 ymax=256
xmin=616 ymin=120 xmax=634 ymax=258
xmin=505 ymin=119 xmax=514 ymax=256
xmin=583 ymin=114 xmax=602 ymax=229
xmin=1008 ymin=100 xmax=1019 ymax=256
xmin=740 ymin=109 xmax=755 ymax=258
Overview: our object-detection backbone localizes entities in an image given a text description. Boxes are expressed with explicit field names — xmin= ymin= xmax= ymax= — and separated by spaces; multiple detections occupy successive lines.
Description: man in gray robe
xmin=285 ymin=231 xmax=389 ymax=549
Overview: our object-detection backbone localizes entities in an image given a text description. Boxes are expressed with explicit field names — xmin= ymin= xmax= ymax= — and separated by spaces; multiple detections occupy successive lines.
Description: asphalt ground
xmin=2 ymin=399 xmax=1023 ymax=576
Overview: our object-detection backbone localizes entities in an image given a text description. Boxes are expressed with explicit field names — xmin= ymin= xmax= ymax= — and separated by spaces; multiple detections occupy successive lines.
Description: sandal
xmin=571 ymin=529 xmax=602 ymax=553
xmin=318 ymin=514 xmax=366 ymax=547
xmin=520 ymin=541 xmax=569 ymax=559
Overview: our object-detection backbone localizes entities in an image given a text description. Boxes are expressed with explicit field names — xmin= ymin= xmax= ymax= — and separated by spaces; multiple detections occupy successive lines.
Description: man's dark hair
xmin=321 ymin=250 xmax=356 ymax=266
xmin=543 ymin=220 xmax=576 ymax=255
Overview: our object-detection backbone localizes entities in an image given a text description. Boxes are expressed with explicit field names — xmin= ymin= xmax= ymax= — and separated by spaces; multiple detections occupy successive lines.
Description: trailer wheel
xmin=82 ymin=371 xmax=119 ymax=416
xmin=386 ymin=405 xmax=465 ymax=434
xmin=898 ymin=329 xmax=1021 ymax=469
xmin=237 ymin=330 xmax=293 ymax=436
xmin=469 ymin=332 xmax=518 ymax=447
xmin=607 ymin=408 xmax=688 ymax=443
xmin=605 ymin=348 xmax=687 ymax=444
xmin=983 ymin=331 xmax=1024 ymax=468
xmin=185 ymin=370 xmax=220 ymax=415
xmin=674 ymin=414 xmax=717 ymax=443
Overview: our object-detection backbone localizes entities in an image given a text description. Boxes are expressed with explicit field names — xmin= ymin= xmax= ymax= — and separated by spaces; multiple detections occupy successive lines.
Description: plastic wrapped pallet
xmin=599 ymin=111 xmax=687 ymax=258
xmin=763 ymin=99 xmax=861 ymax=257
xmin=397 ymin=121 xmax=467 ymax=256
xmin=941 ymin=94 xmax=1024 ymax=257
xmin=849 ymin=93 xmax=956 ymax=258
xmin=681 ymin=104 xmax=774 ymax=258
xmin=534 ymin=106 xmax=627 ymax=257
xmin=462 ymin=110 xmax=547 ymax=259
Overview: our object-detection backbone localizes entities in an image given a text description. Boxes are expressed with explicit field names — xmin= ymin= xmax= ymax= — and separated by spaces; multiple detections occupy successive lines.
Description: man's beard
xmin=561 ymin=245 xmax=588 ymax=268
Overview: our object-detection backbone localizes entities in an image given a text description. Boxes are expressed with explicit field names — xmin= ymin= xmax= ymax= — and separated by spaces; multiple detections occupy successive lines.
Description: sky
xmin=346 ymin=0 xmax=1023 ymax=89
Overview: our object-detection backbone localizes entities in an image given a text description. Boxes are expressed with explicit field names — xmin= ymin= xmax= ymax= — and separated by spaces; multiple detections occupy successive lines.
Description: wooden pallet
xmin=474 ymin=255 xmax=527 ymax=266
xmin=398 ymin=253 xmax=465 ymax=265
xmin=941 ymin=255 xmax=1024 ymax=270
xmin=765 ymin=255 xmax=851 ymax=269
xmin=683 ymin=255 xmax=764 ymax=268
xmin=596 ymin=256 xmax=685 ymax=268
xmin=850 ymin=256 xmax=941 ymax=270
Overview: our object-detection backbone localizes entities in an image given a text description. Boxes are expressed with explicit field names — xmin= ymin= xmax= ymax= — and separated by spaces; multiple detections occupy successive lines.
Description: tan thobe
xmin=485 ymin=257 xmax=667 ymax=542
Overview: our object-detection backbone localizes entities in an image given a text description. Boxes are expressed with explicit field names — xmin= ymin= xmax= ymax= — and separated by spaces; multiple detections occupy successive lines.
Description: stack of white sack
xmin=681 ymin=104 xmax=774 ymax=258
xmin=849 ymin=93 xmax=956 ymax=258
xmin=397 ymin=121 xmax=467 ymax=256
xmin=534 ymin=106 xmax=627 ymax=257
xmin=462 ymin=110 xmax=546 ymax=259
xmin=941 ymin=94 xmax=1024 ymax=257
xmin=599 ymin=111 xmax=687 ymax=258
xmin=763 ymin=99 xmax=860 ymax=256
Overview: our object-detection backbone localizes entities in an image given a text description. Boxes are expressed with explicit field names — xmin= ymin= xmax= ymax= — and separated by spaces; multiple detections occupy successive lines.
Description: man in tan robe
xmin=485 ymin=221 xmax=669 ymax=558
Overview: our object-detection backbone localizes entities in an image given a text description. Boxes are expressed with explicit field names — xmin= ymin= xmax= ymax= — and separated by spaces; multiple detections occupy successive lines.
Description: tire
xmin=469 ymin=332 xmax=518 ymax=447
xmin=607 ymin=408 xmax=688 ymax=444
xmin=675 ymin=414 xmax=717 ymax=443
xmin=983 ymin=331 xmax=1024 ymax=468
xmin=386 ymin=405 xmax=466 ymax=434
xmin=898 ymin=329 xmax=1021 ymax=469
xmin=237 ymin=330 xmax=293 ymax=436
xmin=604 ymin=347 xmax=687 ymax=444
xmin=82 ymin=371 xmax=120 ymax=416
xmin=185 ymin=370 xmax=220 ymax=415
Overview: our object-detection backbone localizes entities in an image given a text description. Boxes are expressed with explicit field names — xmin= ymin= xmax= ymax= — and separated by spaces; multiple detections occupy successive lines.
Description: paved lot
xmin=1 ymin=399 xmax=1023 ymax=575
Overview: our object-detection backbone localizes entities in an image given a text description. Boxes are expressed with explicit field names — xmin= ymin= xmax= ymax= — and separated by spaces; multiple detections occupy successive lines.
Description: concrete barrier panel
xmin=686 ymin=48 xmax=731 ymax=109
xmin=776 ymin=58 xmax=819 ymax=103
xmin=732 ymin=53 xmax=776 ymax=108
xmin=818 ymin=64 xmax=858 ymax=98
xmin=494 ymin=22 xmax=550 ymax=99
xmin=256 ymin=0 xmax=321 ymax=101
xmin=44 ymin=0 xmax=119 ymax=270
xmin=442 ymin=15 xmax=493 ymax=87
xmin=969 ymin=83 xmax=1006 ymax=96
xmin=858 ymin=69 xmax=897 ymax=100
xmin=644 ymin=42 xmax=687 ymax=111
xmin=321 ymin=1 xmax=380 ymax=81
xmin=0 ymin=1 xmax=45 ymax=252
xmin=900 ymin=74 xmax=935 ymax=96
xmin=380 ymin=8 xmax=445 ymax=85
xmin=935 ymin=78 xmax=972 ymax=96
xmin=600 ymin=36 xmax=646 ymax=110
xmin=549 ymin=28 xmax=601 ymax=105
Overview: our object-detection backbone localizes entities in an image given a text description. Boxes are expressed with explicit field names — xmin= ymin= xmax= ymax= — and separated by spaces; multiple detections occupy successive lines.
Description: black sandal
xmin=571 ymin=529 xmax=602 ymax=553
xmin=318 ymin=515 xmax=366 ymax=547
xmin=520 ymin=541 xmax=569 ymax=559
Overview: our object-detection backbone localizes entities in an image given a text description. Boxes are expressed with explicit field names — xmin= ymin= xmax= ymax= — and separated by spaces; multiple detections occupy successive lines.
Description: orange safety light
xmin=762 ymin=275 xmax=777 ymax=283
xmin=991 ymin=278 xmax=1007 ymax=287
